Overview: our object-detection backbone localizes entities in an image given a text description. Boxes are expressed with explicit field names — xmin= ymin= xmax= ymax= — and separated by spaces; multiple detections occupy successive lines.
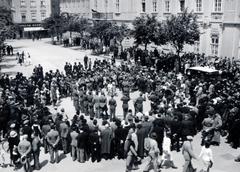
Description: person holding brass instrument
xmin=18 ymin=135 xmax=31 ymax=172
xmin=47 ymin=124 xmax=60 ymax=164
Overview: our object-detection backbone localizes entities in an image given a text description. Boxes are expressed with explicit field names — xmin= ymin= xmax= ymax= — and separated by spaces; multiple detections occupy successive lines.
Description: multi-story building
xmin=12 ymin=0 xmax=58 ymax=38
xmin=61 ymin=0 xmax=240 ymax=59
xmin=60 ymin=0 xmax=91 ymax=18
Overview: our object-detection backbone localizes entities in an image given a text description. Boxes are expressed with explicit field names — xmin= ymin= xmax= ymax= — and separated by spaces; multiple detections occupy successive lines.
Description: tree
xmin=114 ymin=24 xmax=131 ymax=50
xmin=90 ymin=20 xmax=113 ymax=46
xmin=42 ymin=14 xmax=68 ymax=43
xmin=0 ymin=6 xmax=15 ymax=46
xmin=132 ymin=15 xmax=166 ymax=50
xmin=165 ymin=9 xmax=200 ymax=56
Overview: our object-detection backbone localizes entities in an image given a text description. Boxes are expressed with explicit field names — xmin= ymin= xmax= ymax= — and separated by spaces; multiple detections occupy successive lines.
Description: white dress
xmin=199 ymin=146 xmax=213 ymax=171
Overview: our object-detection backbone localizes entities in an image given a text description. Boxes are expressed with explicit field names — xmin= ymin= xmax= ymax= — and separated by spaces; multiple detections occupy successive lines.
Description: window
xmin=94 ymin=0 xmax=97 ymax=10
xmin=142 ymin=0 xmax=146 ymax=12
xmin=165 ymin=0 xmax=170 ymax=12
xmin=41 ymin=12 xmax=46 ymax=21
xmin=21 ymin=13 xmax=26 ymax=22
xmin=214 ymin=0 xmax=222 ymax=12
xmin=211 ymin=35 xmax=219 ymax=56
xmin=116 ymin=0 xmax=120 ymax=12
xmin=40 ymin=0 xmax=46 ymax=7
xmin=20 ymin=0 xmax=26 ymax=7
xmin=194 ymin=41 xmax=200 ymax=53
xmin=152 ymin=0 xmax=157 ymax=12
xmin=180 ymin=0 xmax=185 ymax=12
xmin=31 ymin=13 xmax=37 ymax=21
xmin=30 ymin=0 xmax=36 ymax=7
xmin=105 ymin=0 xmax=108 ymax=10
xmin=196 ymin=0 xmax=202 ymax=12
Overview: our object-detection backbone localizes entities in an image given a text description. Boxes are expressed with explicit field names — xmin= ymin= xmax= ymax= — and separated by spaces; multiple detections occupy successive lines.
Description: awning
xmin=24 ymin=27 xmax=45 ymax=32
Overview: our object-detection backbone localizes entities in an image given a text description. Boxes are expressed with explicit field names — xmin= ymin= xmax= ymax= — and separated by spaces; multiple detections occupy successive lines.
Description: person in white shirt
xmin=199 ymin=142 xmax=213 ymax=172
xmin=160 ymin=131 xmax=177 ymax=169
xmin=143 ymin=132 xmax=160 ymax=172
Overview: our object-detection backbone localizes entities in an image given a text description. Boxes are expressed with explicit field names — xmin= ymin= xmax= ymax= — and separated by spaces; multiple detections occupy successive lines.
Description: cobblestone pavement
xmin=1 ymin=39 xmax=240 ymax=172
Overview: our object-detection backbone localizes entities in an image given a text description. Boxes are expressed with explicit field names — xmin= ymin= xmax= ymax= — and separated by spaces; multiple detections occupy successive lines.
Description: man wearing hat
xmin=8 ymin=130 xmax=19 ymax=167
xmin=22 ymin=120 xmax=32 ymax=141
xmin=182 ymin=136 xmax=197 ymax=172
xmin=121 ymin=94 xmax=130 ymax=119
xmin=134 ymin=93 xmax=146 ymax=114
xmin=108 ymin=94 xmax=117 ymax=121
xmin=18 ymin=135 xmax=31 ymax=172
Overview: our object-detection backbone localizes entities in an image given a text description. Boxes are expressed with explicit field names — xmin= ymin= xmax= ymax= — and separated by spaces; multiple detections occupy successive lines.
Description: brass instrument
xmin=20 ymin=155 xmax=27 ymax=164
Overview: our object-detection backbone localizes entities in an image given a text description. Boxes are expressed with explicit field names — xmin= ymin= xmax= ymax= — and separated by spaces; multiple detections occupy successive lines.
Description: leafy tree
xmin=42 ymin=14 xmax=68 ymax=43
xmin=114 ymin=24 xmax=131 ymax=50
xmin=165 ymin=9 xmax=200 ymax=56
xmin=132 ymin=15 xmax=166 ymax=50
xmin=0 ymin=6 xmax=15 ymax=45
xmin=90 ymin=20 xmax=113 ymax=46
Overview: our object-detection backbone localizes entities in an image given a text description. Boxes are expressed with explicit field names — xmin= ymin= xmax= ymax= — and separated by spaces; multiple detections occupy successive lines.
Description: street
xmin=1 ymin=39 xmax=240 ymax=172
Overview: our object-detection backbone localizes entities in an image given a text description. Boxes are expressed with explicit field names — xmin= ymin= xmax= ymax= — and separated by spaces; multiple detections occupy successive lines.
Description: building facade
xmin=12 ymin=0 xmax=55 ymax=38
xmin=60 ymin=0 xmax=240 ymax=59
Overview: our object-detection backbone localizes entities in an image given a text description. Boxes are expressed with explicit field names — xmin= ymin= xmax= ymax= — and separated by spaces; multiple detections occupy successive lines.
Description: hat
xmin=155 ymin=114 xmax=161 ymax=119
xmin=150 ymin=132 xmax=157 ymax=139
xmin=10 ymin=131 xmax=17 ymax=138
xmin=10 ymin=123 xmax=16 ymax=128
xmin=23 ymin=120 xmax=29 ymax=125
xmin=21 ymin=114 xmax=28 ymax=121
xmin=186 ymin=136 xmax=193 ymax=141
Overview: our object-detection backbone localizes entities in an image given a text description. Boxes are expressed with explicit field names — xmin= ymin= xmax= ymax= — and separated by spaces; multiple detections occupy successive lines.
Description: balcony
xmin=211 ymin=12 xmax=223 ymax=23
xmin=92 ymin=12 xmax=113 ymax=20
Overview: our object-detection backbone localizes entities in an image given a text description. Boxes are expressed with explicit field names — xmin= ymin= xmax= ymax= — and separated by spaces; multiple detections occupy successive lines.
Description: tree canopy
xmin=165 ymin=9 xmax=200 ymax=55
xmin=132 ymin=15 xmax=166 ymax=50
xmin=0 ymin=6 xmax=15 ymax=45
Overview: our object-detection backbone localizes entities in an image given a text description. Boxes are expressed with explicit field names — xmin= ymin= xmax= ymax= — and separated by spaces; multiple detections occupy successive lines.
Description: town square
xmin=1 ymin=1 xmax=240 ymax=172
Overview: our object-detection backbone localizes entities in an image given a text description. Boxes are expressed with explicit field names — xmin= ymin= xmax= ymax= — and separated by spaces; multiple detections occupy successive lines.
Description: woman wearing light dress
xmin=199 ymin=142 xmax=213 ymax=172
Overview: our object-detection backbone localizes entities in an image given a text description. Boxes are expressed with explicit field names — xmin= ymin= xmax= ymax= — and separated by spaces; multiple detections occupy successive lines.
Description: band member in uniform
xmin=108 ymin=95 xmax=117 ymax=121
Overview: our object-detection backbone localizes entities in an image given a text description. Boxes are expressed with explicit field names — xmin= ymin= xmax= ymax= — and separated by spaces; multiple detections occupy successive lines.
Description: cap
xmin=186 ymin=135 xmax=193 ymax=141
xmin=10 ymin=131 xmax=17 ymax=138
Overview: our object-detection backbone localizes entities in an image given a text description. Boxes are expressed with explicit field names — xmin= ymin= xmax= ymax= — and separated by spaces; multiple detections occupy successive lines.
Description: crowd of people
xmin=0 ymin=47 xmax=240 ymax=172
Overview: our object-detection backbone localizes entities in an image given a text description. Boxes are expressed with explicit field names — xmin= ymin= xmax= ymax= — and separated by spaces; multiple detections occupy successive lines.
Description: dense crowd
xmin=0 ymin=50 xmax=240 ymax=172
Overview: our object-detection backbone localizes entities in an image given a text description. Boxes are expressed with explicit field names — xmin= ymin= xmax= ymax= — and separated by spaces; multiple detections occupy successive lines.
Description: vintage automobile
xmin=186 ymin=66 xmax=222 ymax=81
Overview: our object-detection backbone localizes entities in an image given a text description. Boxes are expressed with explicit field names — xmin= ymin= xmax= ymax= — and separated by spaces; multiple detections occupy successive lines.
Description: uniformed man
xmin=108 ymin=95 xmax=117 ymax=121
xmin=18 ymin=135 xmax=31 ymax=172
xmin=46 ymin=125 xmax=60 ymax=164
xmin=134 ymin=93 xmax=146 ymax=114
xmin=89 ymin=129 xmax=101 ymax=162
xmin=87 ymin=91 xmax=94 ymax=118
xmin=121 ymin=94 xmax=130 ymax=119
xmin=99 ymin=92 xmax=107 ymax=119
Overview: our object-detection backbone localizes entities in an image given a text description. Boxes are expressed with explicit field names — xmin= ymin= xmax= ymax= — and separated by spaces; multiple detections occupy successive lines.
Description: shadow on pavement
xmin=58 ymin=153 xmax=67 ymax=163
xmin=220 ymin=153 xmax=235 ymax=160
xmin=0 ymin=64 xmax=16 ymax=68
xmin=40 ymin=159 xmax=48 ymax=169
xmin=14 ymin=46 xmax=25 ymax=50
